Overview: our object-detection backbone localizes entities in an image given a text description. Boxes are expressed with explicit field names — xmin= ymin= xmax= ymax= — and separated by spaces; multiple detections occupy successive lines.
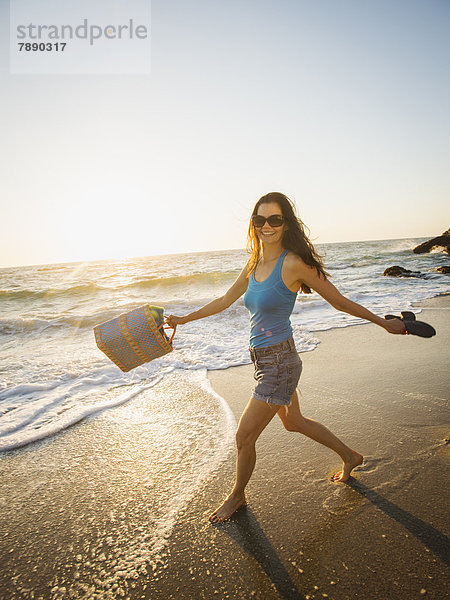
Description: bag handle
xmin=162 ymin=317 xmax=177 ymax=345
xmin=165 ymin=324 xmax=176 ymax=345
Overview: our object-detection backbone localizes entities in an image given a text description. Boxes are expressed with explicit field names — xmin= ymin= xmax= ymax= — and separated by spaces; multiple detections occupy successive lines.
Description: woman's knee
xmin=235 ymin=429 xmax=257 ymax=449
xmin=282 ymin=417 xmax=307 ymax=433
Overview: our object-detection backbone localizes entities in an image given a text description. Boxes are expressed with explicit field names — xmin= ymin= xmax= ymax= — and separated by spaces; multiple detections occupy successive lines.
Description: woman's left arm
xmin=293 ymin=258 xmax=406 ymax=335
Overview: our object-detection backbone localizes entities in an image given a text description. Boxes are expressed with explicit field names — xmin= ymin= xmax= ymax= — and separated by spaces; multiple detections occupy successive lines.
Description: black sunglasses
xmin=252 ymin=214 xmax=285 ymax=228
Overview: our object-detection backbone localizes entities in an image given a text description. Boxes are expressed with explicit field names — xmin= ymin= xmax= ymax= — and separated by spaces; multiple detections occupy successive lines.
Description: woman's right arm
xmin=165 ymin=262 xmax=250 ymax=327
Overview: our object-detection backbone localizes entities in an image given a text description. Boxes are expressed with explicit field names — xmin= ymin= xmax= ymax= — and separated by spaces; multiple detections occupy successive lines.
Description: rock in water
xmin=413 ymin=229 xmax=450 ymax=254
xmin=383 ymin=266 xmax=423 ymax=278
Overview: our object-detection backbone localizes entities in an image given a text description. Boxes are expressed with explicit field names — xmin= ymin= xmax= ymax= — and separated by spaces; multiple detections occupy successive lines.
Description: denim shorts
xmin=249 ymin=336 xmax=303 ymax=406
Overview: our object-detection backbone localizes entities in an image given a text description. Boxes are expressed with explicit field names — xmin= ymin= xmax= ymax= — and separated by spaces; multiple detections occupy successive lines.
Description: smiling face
xmin=254 ymin=202 xmax=288 ymax=247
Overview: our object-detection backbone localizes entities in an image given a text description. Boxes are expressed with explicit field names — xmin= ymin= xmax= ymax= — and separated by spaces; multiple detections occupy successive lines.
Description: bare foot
xmin=332 ymin=451 xmax=364 ymax=483
xmin=209 ymin=493 xmax=247 ymax=523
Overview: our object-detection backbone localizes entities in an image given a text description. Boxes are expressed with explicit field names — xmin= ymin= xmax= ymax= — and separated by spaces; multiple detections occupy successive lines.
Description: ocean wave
xmin=0 ymin=282 xmax=105 ymax=301
xmin=0 ymin=371 xmax=169 ymax=452
xmin=118 ymin=270 xmax=238 ymax=291
xmin=0 ymin=270 xmax=239 ymax=302
xmin=0 ymin=297 xmax=226 ymax=336
xmin=0 ymin=303 xmax=147 ymax=334
xmin=0 ymin=308 xmax=151 ymax=336
xmin=0 ymin=314 xmax=104 ymax=336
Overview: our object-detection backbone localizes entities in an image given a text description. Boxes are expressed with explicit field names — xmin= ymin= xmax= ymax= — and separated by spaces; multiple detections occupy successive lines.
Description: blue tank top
xmin=243 ymin=249 xmax=298 ymax=348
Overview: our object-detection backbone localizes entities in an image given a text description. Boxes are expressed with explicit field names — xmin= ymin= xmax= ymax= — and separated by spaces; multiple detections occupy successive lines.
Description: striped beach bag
xmin=94 ymin=305 xmax=176 ymax=372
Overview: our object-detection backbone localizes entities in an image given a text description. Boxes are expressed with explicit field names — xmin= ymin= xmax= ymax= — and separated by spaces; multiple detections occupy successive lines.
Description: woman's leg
xmin=277 ymin=390 xmax=363 ymax=482
xmin=209 ymin=396 xmax=280 ymax=523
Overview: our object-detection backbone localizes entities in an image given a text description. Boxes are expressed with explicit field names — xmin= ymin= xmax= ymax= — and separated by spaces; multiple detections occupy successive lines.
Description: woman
xmin=166 ymin=192 xmax=406 ymax=524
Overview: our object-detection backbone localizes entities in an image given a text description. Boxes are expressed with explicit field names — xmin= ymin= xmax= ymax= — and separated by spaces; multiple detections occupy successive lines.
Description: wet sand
xmin=1 ymin=295 xmax=449 ymax=599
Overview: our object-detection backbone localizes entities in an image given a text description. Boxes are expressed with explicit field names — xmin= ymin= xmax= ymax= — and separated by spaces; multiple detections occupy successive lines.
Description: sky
xmin=1 ymin=0 xmax=449 ymax=268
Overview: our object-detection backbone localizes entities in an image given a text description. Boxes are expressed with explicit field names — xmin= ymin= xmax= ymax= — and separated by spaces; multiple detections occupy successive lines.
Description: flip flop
xmin=385 ymin=311 xmax=436 ymax=338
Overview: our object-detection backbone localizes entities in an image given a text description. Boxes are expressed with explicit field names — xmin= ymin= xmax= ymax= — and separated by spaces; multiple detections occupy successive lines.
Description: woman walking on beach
xmin=166 ymin=192 xmax=406 ymax=523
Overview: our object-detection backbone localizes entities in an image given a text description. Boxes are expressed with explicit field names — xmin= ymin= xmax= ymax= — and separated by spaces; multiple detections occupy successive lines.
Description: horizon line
xmin=0 ymin=234 xmax=434 ymax=270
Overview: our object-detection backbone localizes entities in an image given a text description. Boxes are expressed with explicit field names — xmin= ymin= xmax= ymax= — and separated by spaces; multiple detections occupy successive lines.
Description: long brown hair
xmin=246 ymin=192 xmax=330 ymax=294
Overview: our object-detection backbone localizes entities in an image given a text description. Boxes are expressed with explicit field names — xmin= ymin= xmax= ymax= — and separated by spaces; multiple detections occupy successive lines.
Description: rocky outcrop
xmin=413 ymin=229 xmax=450 ymax=254
xmin=383 ymin=266 xmax=423 ymax=278
xmin=383 ymin=232 xmax=450 ymax=278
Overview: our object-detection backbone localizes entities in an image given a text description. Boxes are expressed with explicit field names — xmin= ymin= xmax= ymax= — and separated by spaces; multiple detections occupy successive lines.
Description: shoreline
xmin=0 ymin=295 xmax=448 ymax=599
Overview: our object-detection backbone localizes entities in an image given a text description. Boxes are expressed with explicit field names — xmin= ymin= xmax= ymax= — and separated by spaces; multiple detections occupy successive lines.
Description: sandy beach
xmin=158 ymin=295 xmax=450 ymax=600
xmin=1 ymin=295 xmax=448 ymax=600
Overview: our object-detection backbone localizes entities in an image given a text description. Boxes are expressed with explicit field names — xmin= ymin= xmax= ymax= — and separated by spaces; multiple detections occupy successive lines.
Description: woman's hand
xmin=383 ymin=317 xmax=407 ymax=335
xmin=165 ymin=314 xmax=188 ymax=328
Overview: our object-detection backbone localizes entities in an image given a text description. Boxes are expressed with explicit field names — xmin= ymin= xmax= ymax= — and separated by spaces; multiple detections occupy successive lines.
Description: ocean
xmin=1 ymin=237 xmax=448 ymax=598
xmin=1 ymin=237 xmax=448 ymax=454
